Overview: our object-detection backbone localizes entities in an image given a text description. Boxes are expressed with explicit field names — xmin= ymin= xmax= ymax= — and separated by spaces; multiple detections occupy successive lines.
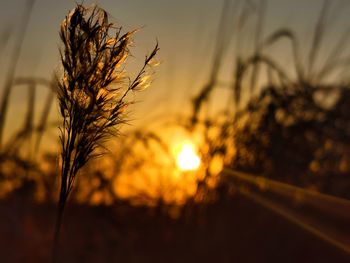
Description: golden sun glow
xmin=176 ymin=143 xmax=201 ymax=171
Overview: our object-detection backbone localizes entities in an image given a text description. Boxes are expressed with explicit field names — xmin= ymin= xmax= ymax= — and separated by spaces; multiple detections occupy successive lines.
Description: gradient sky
xmin=1 ymin=0 xmax=349 ymax=141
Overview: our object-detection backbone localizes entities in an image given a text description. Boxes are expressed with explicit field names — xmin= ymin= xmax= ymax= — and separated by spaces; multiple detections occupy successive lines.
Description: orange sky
xmin=1 ymin=0 xmax=349 ymax=142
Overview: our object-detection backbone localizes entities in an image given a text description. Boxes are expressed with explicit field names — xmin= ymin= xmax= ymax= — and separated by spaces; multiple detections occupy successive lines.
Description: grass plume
xmin=53 ymin=4 xmax=158 ymax=261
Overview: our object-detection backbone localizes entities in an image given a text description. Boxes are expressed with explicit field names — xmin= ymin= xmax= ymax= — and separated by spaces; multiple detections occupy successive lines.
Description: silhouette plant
xmin=53 ymin=4 xmax=158 ymax=261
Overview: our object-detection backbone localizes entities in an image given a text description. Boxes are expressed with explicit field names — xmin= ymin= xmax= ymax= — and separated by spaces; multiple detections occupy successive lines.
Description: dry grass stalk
xmin=2 ymin=77 xmax=54 ymax=155
xmin=53 ymin=4 xmax=158 ymax=261
xmin=35 ymin=76 xmax=56 ymax=153
xmin=191 ymin=0 xmax=234 ymax=126
xmin=250 ymin=0 xmax=267 ymax=92
xmin=13 ymin=76 xmax=56 ymax=155
xmin=0 ymin=0 xmax=36 ymax=148
xmin=307 ymin=0 xmax=330 ymax=79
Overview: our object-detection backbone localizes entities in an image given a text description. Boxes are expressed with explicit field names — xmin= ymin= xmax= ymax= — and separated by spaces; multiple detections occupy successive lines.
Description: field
xmin=0 ymin=0 xmax=350 ymax=262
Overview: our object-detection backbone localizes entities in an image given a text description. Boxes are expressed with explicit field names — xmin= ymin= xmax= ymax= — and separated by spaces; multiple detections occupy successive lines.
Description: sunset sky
xmin=1 ymin=4 xmax=350 ymax=259
xmin=0 ymin=0 xmax=349 ymax=140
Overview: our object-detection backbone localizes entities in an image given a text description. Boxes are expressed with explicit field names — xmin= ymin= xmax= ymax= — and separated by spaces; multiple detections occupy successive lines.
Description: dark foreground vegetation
xmin=1 ymin=191 xmax=349 ymax=263
xmin=1 ymin=0 xmax=350 ymax=262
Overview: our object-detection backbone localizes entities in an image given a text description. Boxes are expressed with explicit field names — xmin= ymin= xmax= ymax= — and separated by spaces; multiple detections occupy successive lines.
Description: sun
xmin=176 ymin=143 xmax=201 ymax=171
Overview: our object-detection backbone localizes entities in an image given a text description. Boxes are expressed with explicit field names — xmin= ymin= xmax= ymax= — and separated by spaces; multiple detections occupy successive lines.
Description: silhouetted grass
xmin=0 ymin=0 xmax=36 ymax=148
xmin=187 ymin=0 xmax=350 ymax=202
xmin=53 ymin=4 xmax=158 ymax=261
xmin=1 ymin=1 xmax=350 ymax=261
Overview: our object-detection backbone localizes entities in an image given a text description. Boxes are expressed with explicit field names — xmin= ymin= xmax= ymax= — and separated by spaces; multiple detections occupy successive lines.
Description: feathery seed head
xmin=57 ymin=4 xmax=159 ymax=196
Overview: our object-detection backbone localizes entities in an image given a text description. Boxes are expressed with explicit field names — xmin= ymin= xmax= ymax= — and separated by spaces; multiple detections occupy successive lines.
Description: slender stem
xmin=52 ymin=191 xmax=66 ymax=263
